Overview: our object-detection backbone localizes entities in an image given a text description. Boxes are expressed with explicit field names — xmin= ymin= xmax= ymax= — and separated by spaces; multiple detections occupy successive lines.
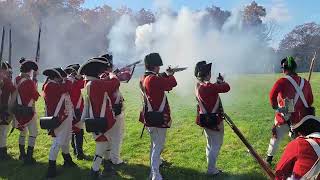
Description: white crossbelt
xmin=86 ymin=82 xmax=111 ymax=119
xmin=15 ymin=78 xmax=34 ymax=107
xmin=195 ymin=83 xmax=220 ymax=114
xmin=284 ymin=75 xmax=309 ymax=108
xmin=140 ymin=76 xmax=166 ymax=112
xmin=302 ymin=133 xmax=320 ymax=180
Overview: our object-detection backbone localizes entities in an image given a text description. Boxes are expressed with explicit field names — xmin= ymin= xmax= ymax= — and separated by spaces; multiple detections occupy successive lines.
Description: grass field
xmin=1 ymin=73 xmax=319 ymax=180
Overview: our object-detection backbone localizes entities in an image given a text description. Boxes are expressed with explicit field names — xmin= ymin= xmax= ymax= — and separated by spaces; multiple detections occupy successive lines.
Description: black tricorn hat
xmin=195 ymin=61 xmax=212 ymax=78
xmin=1 ymin=61 xmax=12 ymax=70
xmin=78 ymin=58 xmax=110 ymax=76
xmin=43 ymin=68 xmax=67 ymax=79
xmin=19 ymin=58 xmax=38 ymax=72
xmin=144 ymin=53 xmax=163 ymax=66
xmin=64 ymin=64 xmax=80 ymax=74
xmin=100 ymin=53 xmax=113 ymax=65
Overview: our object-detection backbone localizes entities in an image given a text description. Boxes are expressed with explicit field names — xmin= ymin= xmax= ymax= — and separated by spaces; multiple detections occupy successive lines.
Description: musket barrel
xmin=224 ymin=113 xmax=275 ymax=179
xmin=0 ymin=26 xmax=5 ymax=61
xmin=8 ymin=27 xmax=12 ymax=65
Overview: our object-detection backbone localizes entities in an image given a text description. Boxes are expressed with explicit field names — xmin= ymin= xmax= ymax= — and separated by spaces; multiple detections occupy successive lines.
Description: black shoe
xmin=266 ymin=156 xmax=273 ymax=166
xmin=101 ymin=160 xmax=117 ymax=177
xmin=62 ymin=153 xmax=77 ymax=168
xmin=24 ymin=146 xmax=36 ymax=165
xmin=90 ymin=169 xmax=100 ymax=180
xmin=77 ymin=153 xmax=90 ymax=161
xmin=0 ymin=147 xmax=11 ymax=160
xmin=46 ymin=160 xmax=57 ymax=178
xmin=19 ymin=144 xmax=26 ymax=161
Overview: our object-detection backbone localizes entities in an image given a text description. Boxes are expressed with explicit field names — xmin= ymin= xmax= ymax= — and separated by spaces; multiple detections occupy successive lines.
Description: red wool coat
xmin=269 ymin=75 xmax=313 ymax=125
xmin=195 ymin=82 xmax=230 ymax=130
xmin=43 ymin=80 xmax=72 ymax=126
xmin=84 ymin=76 xmax=120 ymax=141
xmin=69 ymin=78 xmax=85 ymax=132
xmin=0 ymin=77 xmax=15 ymax=124
xmin=14 ymin=75 xmax=40 ymax=128
xmin=275 ymin=136 xmax=320 ymax=180
xmin=0 ymin=77 xmax=15 ymax=106
xmin=139 ymin=72 xmax=177 ymax=128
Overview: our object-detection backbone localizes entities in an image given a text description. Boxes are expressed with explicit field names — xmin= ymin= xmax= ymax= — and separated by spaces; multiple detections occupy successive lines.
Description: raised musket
xmin=8 ymin=26 xmax=12 ymax=65
xmin=32 ymin=23 xmax=41 ymax=83
xmin=308 ymin=51 xmax=317 ymax=82
xmin=0 ymin=26 xmax=5 ymax=62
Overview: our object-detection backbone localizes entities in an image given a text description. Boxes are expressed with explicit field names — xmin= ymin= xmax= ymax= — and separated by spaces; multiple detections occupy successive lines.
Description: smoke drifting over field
xmin=108 ymin=4 xmax=277 ymax=95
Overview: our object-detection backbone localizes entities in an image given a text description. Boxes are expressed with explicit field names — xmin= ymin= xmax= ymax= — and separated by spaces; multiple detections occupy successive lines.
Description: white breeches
xmin=204 ymin=123 xmax=224 ymax=174
xmin=267 ymin=124 xmax=290 ymax=156
xmin=148 ymin=127 xmax=167 ymax=180
xmin=18 ymin=115 xmax=38 ymax=147
xmin=109 ymin=112 xmax=125 ymax=164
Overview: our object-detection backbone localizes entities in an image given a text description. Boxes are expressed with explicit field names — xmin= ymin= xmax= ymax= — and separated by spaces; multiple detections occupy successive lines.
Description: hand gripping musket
xmin=308 ymin=51 xmax=317 ymax=82
xmin=32 ymin=23 xmax=41 ymax=83
xmin=114 ymin=60 xmax=142 ymax=83
xmin=223 ymin=113 xmax=275 ymax=179
xmin=0 ymin=26 xmax=5 ymax=61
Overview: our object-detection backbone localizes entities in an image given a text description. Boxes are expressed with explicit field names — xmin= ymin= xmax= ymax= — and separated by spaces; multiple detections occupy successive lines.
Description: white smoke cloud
xmin=108 ymin=5 xmax=276 ymax=95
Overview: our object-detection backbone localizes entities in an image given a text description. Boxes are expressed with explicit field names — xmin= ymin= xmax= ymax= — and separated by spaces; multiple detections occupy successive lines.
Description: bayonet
xmin=8 ymin=26 xmax=12 ymax=65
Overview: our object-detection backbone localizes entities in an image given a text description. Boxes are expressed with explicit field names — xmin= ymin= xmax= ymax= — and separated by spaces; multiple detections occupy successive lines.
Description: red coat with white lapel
xmin=43 ymin=80 xmax=72 ymax=127
xmin=84 ymin=76 xmax=120 ymax=142
xmin=269 ymin=75 xmax=313 ymax=126
xmin=99 ymin=72 xmax=122 ymax=106
xmin=275 ymin=136 xmax=320 ymax=180
xmin=14 ymin=75 xmax=40 ymax=129
xmin=68 ymin=77 xmax=85 ymax=132
xmin=139 ymin=72 xmax=177 ymax=128
xmin=195 ymin=81 xmax=230 ymax=130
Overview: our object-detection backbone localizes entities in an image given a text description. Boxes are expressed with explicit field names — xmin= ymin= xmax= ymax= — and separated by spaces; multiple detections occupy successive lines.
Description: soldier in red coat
xmin=42 ymin=68 xmax=77 ymax=178
xmin=194 ymin=61 xmax=230 ymax=176
xmin=139 ymin=53 xmax=177 ymax=180
xmin=0 ymin=62 xmax=15 ymax=160
xmin=13 ymin=58 xmax=40 ymax=164
xmin=266 ymin=56 xmax=314 ymax=165
xmin=275 ymin=115 xmax=320 ymax=179
xmin=64 ymin=64 xmax=89 ymax=160
xmin=79 ymin=57 xmax=120 ymax=179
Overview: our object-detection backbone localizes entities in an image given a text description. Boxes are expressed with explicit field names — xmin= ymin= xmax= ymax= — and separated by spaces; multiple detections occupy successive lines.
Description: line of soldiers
xmin=1 ymin=52 xmax=320 ymax=180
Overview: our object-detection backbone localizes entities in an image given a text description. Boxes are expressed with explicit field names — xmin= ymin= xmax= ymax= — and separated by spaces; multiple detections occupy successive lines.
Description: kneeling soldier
xmin=0 ymin=62 xmax=15 ymax=160
xmin=13 ymin=58 xmax=40 ymax=164
xmin=194 ymin=61 xmax=230 ymax=176
xmin=275 ymin=115 xmax=320 ymax=179
xmin=79 ymin=57 xmax=120 ymax=179
xmin=42 ymin=68 xmax=77 ymax=178
xmin=139 ymin=53 xmax=177 ymax=180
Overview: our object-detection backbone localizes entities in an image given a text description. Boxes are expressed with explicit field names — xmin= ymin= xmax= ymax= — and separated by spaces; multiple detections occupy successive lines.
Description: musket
xmin=168 ymin=66 xmax=188 ymax=73
xmin=35 ymin=23 xmax=41 ymax=63
xmin=32 ymin=23 xmax=41 ymax=82
xmin=223 ymin=113 xmax=275 ymax=179
xmin=308 ymin=51 xmax=317 ymax=82
xmin=0 ymin=26 xmax=5 ymax=62
xmin=8 ymin=26 xmax=12 ymax=66
xmin=125 ymin=60 xmax=141 ymax=68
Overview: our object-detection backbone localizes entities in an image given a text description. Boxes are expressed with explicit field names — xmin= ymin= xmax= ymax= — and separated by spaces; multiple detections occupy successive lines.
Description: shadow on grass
xmin=0 ymin=157 xmax=267 ymax=180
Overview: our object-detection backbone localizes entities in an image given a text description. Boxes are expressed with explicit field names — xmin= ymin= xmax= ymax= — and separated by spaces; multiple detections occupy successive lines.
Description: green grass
xmin=1 ymin=73 xmax=319 ymax=180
